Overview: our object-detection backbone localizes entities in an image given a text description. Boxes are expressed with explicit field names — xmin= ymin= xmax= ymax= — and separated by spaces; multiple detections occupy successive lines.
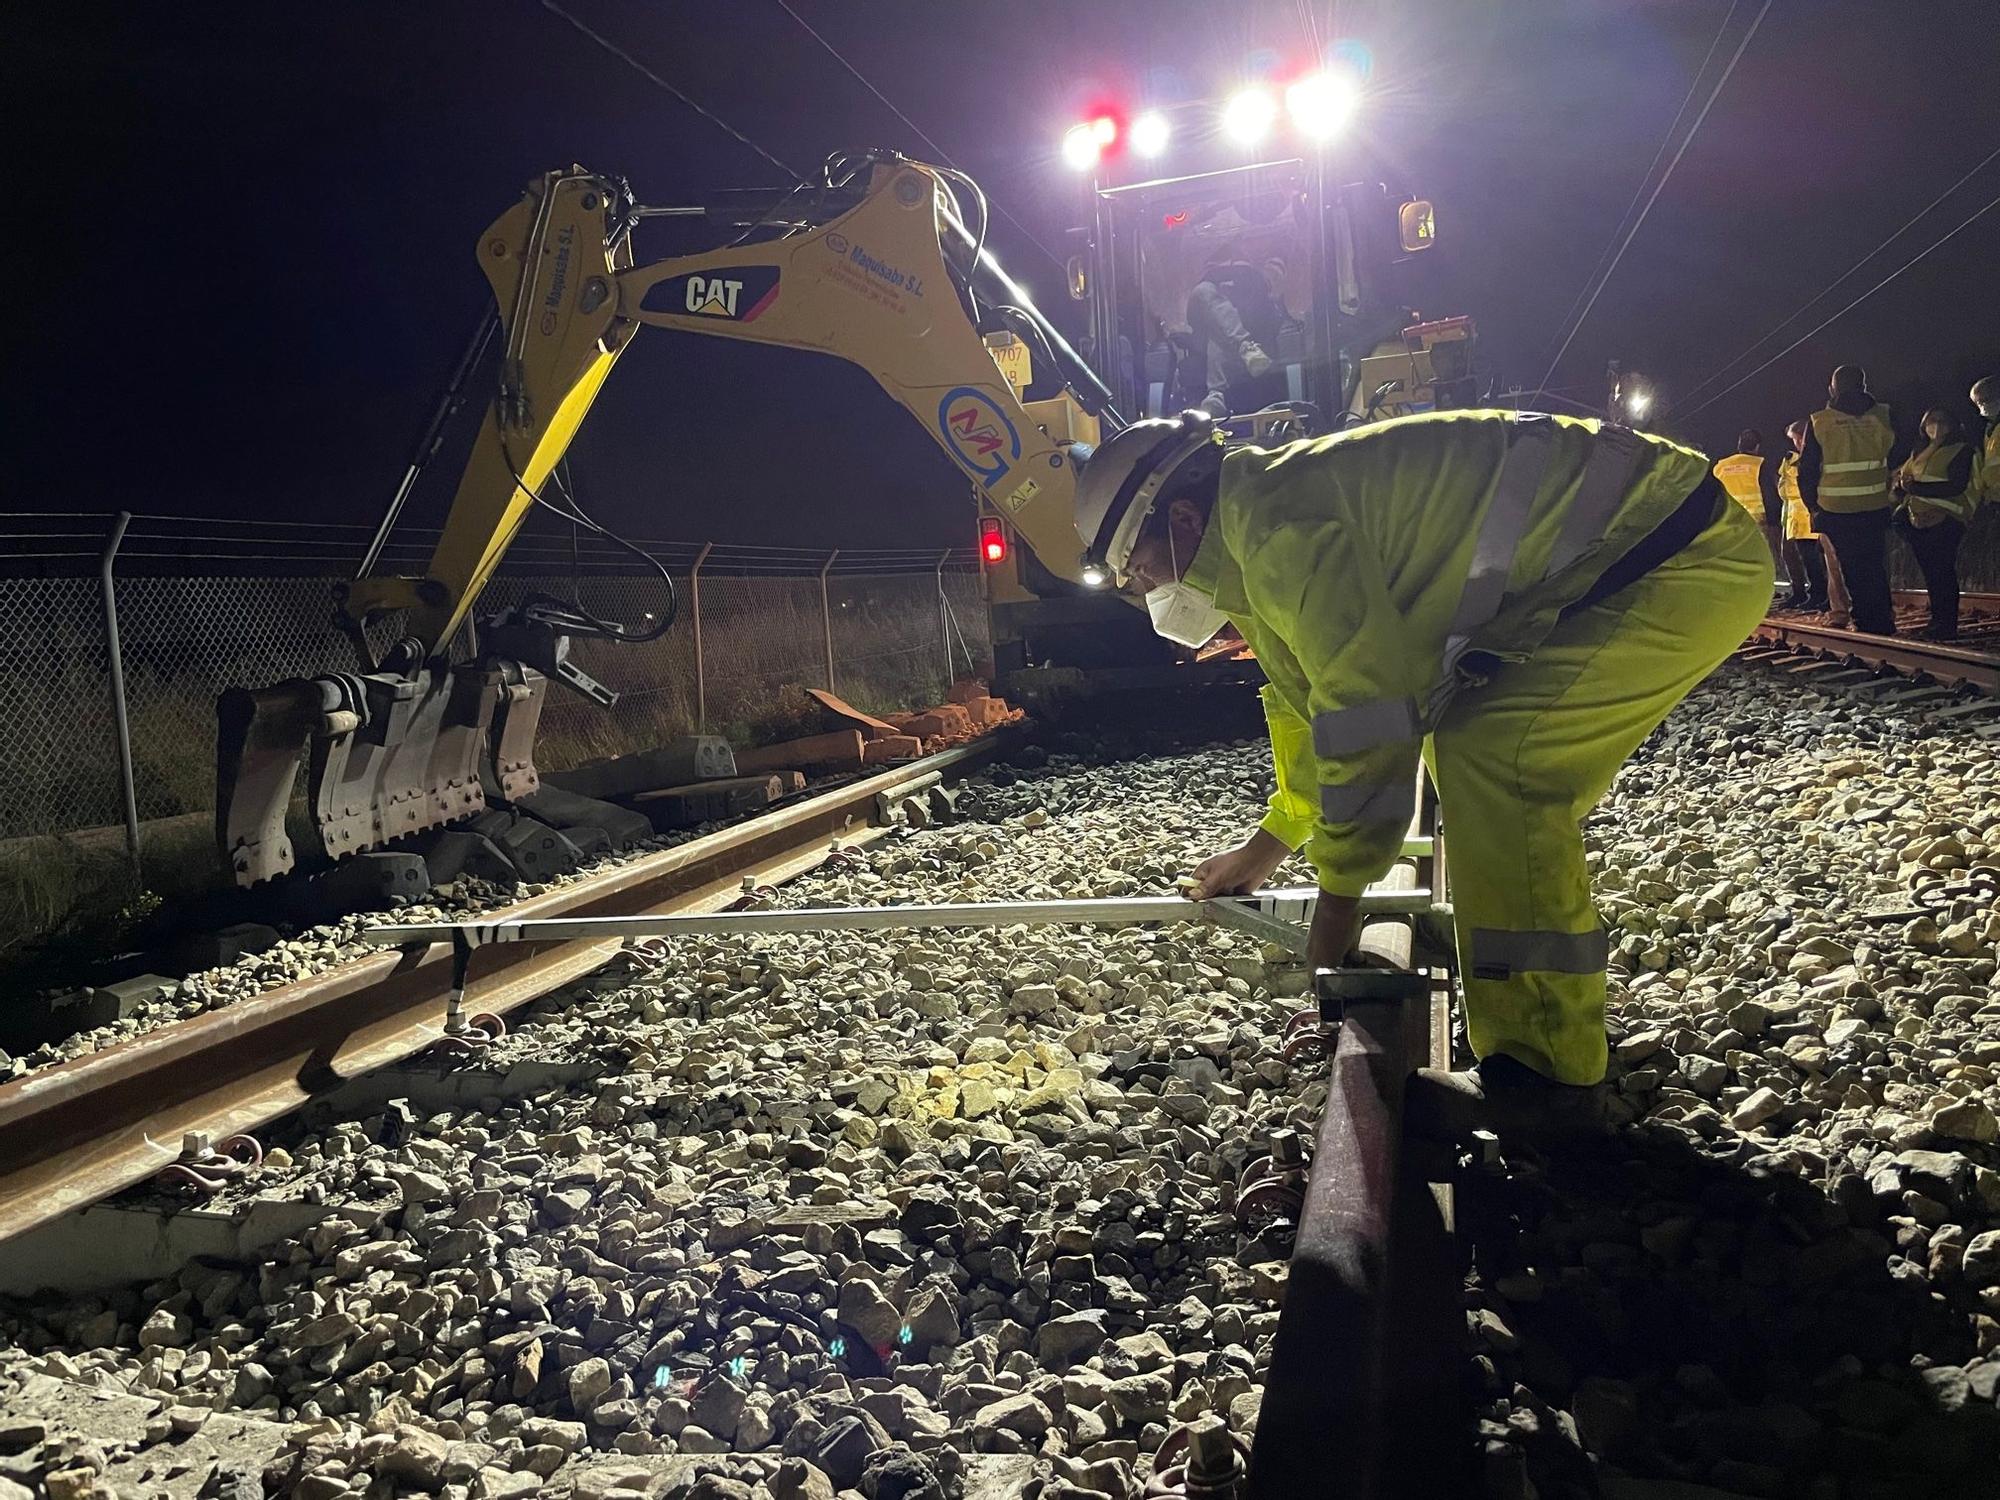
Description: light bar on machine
xmin=1285 ymin=72 xmax=1360 ymax=140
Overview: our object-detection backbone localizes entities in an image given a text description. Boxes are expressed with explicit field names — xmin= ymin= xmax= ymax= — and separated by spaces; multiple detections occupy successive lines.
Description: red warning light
xmin=978 ymin=517 xmax=1007 ymax=566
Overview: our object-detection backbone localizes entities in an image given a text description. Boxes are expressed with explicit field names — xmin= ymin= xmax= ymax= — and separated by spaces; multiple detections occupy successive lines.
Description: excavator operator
xmin=1186 ymin=238 xmax=1289 ymax=418
xmin=1071 ymin=408 xmax=1772 ymax=1139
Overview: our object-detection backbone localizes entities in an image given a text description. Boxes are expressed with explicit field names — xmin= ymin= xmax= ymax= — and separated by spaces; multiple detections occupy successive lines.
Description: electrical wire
xmin=1672 ymin=143 xmax=2000 ymax=410
xmin=494 ymin=426 xmax=679 ymax=643
xmin=1676 ymin=189 xmax=2000 ymax=422
xmin=769 ymin=0 xmax=1068 ymax=278
xmin=536 ymin=0 xmax=801 ymax=181
xmin=1537 ymin=0 xmax=1773 ymax=394
xmin=1541 ymin=0 xmax=1739 ymax=371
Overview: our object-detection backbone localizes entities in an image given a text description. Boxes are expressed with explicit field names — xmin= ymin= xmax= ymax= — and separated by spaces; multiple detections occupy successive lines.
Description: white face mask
xmin=1142 ymin=526 xmax=1229 ymax=648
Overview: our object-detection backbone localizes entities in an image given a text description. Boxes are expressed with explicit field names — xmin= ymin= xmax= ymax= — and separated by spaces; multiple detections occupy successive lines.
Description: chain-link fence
xmin=0 ymin=513 xmax=990 ymax=844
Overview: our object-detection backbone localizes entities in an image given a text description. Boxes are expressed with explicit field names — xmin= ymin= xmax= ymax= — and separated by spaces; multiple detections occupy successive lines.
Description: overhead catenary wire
xmin=769 ymin=0 xmax=1068 ymax=278
xmin=536 ymin=0 xmax=801 ymax=181
xmin=1672 ymin=143 xmax=2000 ymax=411
xmin=1537 ymin=0 xmax=1773 ymax=395
xmin=1541 ymin=0 xmax=1740 ymax=371
xmin=1677 ymin=189 xmax=2000 ymax=422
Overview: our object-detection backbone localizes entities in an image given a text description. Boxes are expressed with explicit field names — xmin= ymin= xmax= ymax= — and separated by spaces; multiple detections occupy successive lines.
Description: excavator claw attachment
xmin=216 ymin=662 xmax=546 ymax=885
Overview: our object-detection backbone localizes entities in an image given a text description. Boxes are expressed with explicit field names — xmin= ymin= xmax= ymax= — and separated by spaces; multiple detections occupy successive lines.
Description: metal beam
xmin=364 ymin=885 xmax=1439 ymax=958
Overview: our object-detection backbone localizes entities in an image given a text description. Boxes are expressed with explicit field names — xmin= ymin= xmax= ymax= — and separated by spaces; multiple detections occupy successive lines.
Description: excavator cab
xmin=981 ymin=146 xmax=1475 ymax=673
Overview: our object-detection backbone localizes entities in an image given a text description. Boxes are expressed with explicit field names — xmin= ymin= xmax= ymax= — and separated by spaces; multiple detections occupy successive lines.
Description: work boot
xmin=1404 ymin=1052 xmax=1608 ymax=1146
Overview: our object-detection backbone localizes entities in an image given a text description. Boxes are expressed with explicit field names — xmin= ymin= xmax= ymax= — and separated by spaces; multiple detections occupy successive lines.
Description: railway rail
xmin=0 ymin=740 xmax=1012 ymax=1245
xmin=1744 ymin=590 xmax=2000 ymax=711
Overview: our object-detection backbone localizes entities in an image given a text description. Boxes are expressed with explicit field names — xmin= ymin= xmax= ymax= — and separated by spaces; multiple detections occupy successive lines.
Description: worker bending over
xmin=1892 ymin=407 xmax=1979 ymax=641
xmin=1778 ymin=419 xmax=1837 ymax=616
xmin=1712 ymin=429 xmax=1787 ymax=590
xmin=1072 ymin=409 xmax=1771 ymax=1135
xmin=1798 ymin=364 xmax=1905 ymax=636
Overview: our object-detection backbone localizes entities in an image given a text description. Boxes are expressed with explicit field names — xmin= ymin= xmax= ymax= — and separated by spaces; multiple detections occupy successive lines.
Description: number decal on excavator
xmin=937 ymin=386 xmax=1021 ymax=484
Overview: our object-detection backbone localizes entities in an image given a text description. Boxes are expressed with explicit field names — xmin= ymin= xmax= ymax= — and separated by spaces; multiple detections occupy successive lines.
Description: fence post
xmin=935 ymin=549 xmax=954 ymax=685
xmin=99 ymin=512 xmax=143 ymax=887
xmin=691 ymin=542 xmax=713 ymax=731
xmin=819 ymin=550 xmax=840 ymax=692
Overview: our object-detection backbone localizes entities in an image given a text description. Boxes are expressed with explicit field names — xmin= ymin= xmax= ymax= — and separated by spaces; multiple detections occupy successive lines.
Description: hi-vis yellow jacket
xmin=1896 ymin=441 xmax=1976 ymax=527
xmin=1809 ymin=404 xmax=1896 ymax=512
xmin=1181 ymin=410 xmax=1711 ymax=895
xmin=1713 ymin=451 xmax=1765 ymax=523
xmin=1978 ymin=422 xmax=2000 ymax=509
xmin=1778 ymin=453 xmax=1812 ymax=540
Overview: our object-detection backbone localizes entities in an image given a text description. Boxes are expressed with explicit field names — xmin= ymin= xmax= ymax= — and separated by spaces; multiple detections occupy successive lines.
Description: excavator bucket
xmin=215 ymin=662 xmax=547 ymax=885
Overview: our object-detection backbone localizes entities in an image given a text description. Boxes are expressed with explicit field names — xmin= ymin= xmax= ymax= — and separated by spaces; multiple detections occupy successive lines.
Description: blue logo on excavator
xmin=938 ymin=387 xmax=1021 ymax=484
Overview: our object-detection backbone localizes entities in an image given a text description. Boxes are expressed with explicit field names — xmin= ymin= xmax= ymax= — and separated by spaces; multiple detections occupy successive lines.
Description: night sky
xmin=9 ymin=1 xmax=1998 ymax=554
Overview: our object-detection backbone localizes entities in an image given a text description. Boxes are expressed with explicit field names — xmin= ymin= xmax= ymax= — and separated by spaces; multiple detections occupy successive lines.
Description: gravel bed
xmin=0 ymin=671 xmax=1996 ymax=1499
xmin=1474 ymin=669 xmax=2000 ymax=1498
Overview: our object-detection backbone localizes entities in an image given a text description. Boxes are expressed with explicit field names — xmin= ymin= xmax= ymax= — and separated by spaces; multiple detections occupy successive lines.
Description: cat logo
xmin=641 ymin=265 xmax=780 ymax=322
xmin=686 ymin=277 xmax=744 ymax=316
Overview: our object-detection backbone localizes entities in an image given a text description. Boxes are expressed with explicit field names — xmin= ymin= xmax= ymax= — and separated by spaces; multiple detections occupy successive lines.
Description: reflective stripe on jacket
xmin=1778 ymin=454 xmax=1812 ymax=540
xmin=1809 ymin=404 xmax=1895 ymax=512
xmin=1183 ymin=409 xmax=1712 ymax=896
xmin=1713 ymin=452 xmax=1765 ymax=522
xmin=1978 ymin=424 xmax=2000 ymax=509
xmin=1898 ymin=441 xmax=1975 ymax=527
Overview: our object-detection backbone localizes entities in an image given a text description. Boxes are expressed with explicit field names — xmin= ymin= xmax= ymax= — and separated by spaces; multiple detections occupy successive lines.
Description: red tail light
xmin=978 ymin=517 xmax=1007 ymax=566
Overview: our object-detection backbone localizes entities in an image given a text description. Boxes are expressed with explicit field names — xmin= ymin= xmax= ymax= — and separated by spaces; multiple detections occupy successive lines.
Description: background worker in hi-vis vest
xmin=1973 ymin=377 xmax=2000 ymax=509
xmin=1891 ymin=407 xmax=1979 ymax=641
xmin=1778 ymin=419 xmax=1840 ymax=617
xmin=1796 ymin=365 xmax=1908 ymax=636
xmin=1710 ymin=429 xmax=1791 ymax=598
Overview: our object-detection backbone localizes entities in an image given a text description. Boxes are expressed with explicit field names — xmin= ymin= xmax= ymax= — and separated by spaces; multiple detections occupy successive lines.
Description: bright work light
xmin=1221 ymin=87 xmax=1278 ymax=146
xmin=1061 ymin=122 xmax=1101 ymax=171
xmin=1285 ymin=72 xmax=1359 ymax=140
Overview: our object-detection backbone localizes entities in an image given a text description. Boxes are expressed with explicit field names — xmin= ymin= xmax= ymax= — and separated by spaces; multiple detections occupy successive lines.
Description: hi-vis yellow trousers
xmin=1424 ymin=497 xmax=1771 ymax=1084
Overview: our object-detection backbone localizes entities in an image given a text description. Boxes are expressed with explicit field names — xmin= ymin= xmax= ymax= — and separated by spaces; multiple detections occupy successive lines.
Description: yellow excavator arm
xmin=346 ymin=155 xmax=1109 ymax=656
xmin=218 ymin=151 xmax=1116 ymax=887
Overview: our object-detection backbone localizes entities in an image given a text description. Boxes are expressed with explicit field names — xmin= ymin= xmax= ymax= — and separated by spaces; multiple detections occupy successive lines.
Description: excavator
xmin=217 ymin=143 xmax=1474 ymax=891
xmin=216 ymin=148 xmax=1125 ymax=888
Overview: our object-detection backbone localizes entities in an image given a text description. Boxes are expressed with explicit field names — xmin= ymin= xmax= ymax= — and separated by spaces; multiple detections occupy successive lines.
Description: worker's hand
xmin=1184 ymin=829 xmax=1292 ymax=901
xmin=1241 ymin=342 xmax=1274 ymax=378
xmin=1307 ymin=890 xmax=1364 ymax=970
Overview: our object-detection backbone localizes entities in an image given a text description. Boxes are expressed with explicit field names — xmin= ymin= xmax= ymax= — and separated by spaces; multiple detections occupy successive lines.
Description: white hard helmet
xmin=1070 ymin=410 xmax=1223 ymax=583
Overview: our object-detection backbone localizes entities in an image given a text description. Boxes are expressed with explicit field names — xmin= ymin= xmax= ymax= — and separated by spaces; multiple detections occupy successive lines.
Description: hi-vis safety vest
xmin=1712 ymin=452 xmax=1765 ymax=523
xmin=1897 ymin=441 xmax=1974 ymax=527
xmin=1978 ymin=423 xmax=2000 ymax=509
xmin=1778 ymin=454 xmax=1811 ymax=540
xmin=1810 ymin=404 xmax=1895 ymax=512
xmin=1183 ymin=409 xmax=1712 ymax=896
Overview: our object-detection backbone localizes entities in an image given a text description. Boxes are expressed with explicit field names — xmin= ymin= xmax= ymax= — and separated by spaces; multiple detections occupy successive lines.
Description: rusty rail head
xmin=0 ymin=737 xmax=1008 ymax=1244
xmin=1751 ymin=618 xmax=2000 ymax=695
xmin=1247 ymin=978 xmax=1413 ymax=1499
